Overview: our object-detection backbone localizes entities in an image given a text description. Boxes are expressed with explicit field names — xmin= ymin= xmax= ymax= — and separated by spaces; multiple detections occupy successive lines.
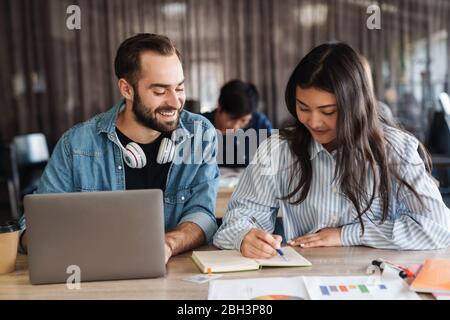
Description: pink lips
xmin=311 ymin=129 xmax=328 ymax=135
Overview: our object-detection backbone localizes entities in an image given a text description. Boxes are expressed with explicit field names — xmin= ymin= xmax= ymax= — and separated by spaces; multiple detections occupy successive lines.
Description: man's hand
xmin=288 ymin=227 xmax=342 ymax=248
xmin=164 ymin=222 xmax=205 ymax=264
xmin=164 ymin=242 xmax=173 ymax=264
xmin=240 ymin=228 xmax=282 ymax=259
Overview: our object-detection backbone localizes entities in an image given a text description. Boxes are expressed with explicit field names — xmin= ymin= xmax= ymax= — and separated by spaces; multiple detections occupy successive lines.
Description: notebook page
xmin=255 ymin=246 xmax=312 ymax=267
xmin=192 ymin=250 xmax=259 ymax=273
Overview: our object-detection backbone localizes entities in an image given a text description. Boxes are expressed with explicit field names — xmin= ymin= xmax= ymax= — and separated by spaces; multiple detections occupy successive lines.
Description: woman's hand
xmin=288 ymin=227 xmax=342 ymax=248
xmin=241 ymin=228 xmax=283 ymax=259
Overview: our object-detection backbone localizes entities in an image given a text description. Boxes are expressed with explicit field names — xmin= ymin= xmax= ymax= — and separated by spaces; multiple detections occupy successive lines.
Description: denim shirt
xmin=21 ymin=101 xmax=220 ymax=242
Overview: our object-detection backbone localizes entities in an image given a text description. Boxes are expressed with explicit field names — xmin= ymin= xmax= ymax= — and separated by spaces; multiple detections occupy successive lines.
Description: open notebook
xmin=191 ymin=246 xmax=312 ymax=273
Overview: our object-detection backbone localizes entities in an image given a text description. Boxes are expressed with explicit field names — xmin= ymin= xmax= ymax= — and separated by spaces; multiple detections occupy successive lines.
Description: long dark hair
xmin=281 ymin=42 xmax=431 ymax=233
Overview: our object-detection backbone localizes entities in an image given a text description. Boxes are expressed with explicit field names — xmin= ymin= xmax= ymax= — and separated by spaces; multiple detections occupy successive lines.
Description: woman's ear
xmin=118 ymin=79 xmax=134 ymax=100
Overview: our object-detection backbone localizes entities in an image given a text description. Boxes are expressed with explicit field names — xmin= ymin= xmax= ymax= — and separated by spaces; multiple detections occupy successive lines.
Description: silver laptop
xmin=24 ymin=189 xmax=166 ymax=285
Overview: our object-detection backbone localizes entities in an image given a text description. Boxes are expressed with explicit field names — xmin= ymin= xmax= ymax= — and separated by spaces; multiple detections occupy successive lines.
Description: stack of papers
xmin=208 ymin=274 xmax=420 ymax=300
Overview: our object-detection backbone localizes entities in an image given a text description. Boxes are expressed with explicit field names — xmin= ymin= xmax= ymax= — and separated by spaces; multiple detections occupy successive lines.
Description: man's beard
xmin=132 ymin=92 xmax=183 ymax=134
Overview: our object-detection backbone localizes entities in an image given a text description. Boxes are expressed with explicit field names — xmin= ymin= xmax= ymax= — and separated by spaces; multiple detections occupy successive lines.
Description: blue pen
xmin=250 ymin=216 xmax=286 ymax=260
xmin=275 ymin=248 xmax=285 ymax=257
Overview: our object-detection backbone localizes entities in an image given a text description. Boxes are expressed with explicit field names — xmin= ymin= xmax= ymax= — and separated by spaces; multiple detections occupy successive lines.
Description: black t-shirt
xmin=116 ymin=128 xmax=171 ymax=191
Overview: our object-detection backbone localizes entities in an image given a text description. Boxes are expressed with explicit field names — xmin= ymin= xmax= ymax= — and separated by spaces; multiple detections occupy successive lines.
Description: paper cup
xmin=0 ymin=221 xmax=20 ymax=274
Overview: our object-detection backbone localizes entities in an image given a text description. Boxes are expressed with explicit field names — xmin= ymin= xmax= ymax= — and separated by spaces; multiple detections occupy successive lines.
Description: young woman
xmin=213 ymin=42 xmax=450 ymax=258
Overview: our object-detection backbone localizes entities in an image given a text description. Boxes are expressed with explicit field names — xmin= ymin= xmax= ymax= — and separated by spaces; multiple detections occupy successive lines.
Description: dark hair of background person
xmin=114 ymin=33 xmax=181 ymax=88
xmin=281 ymin=42 xmax=432 ymax=234
xmin=218 ymin=80 xmax=259 ymax=119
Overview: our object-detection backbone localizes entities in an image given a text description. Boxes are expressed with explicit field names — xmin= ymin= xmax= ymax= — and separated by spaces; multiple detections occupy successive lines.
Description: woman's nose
xmin=308 ymin=112 xmax=324 ymax=129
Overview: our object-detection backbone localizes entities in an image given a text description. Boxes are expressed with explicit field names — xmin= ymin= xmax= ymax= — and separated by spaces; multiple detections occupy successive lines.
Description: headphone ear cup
xmin=125 ymin=142 xmax=147 ymax=168
xmin=167 ymin=140 xmax=175 ymax=163
xmin=157 ymin=138 xmax=168 ymax=164
xmin=123 ymin=150 xmax=137 ymax=168
xmin=157 ymin=138 xmax=175 ymax=164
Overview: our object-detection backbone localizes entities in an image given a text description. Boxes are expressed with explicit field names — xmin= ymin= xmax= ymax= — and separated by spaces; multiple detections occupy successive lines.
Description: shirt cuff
xmin=18 ymin=216 xmax=27 ymax=254
xmin=179 ymin=211 xmax=218 ymax=244
xmin=18 ymin=229 xmax=27 ymax=254
xmin=234 ymin=226 xmax=254 ymax=252
xmin=341 ymin=223 xmax=363 ymax=246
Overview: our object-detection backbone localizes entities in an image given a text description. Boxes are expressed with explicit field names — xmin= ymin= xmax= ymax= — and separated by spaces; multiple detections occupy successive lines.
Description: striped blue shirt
xmin=213 ymin=127 xmax=450 ymax=251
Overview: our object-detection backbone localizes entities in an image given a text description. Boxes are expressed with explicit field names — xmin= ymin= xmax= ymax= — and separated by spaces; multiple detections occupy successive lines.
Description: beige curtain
xmin=1 ymin=0 xmax=449 ymax=145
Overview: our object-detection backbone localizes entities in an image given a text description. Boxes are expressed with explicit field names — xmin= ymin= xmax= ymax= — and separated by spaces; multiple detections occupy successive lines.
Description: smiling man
xmin=19 ymin=33 xmax=219 ymax=263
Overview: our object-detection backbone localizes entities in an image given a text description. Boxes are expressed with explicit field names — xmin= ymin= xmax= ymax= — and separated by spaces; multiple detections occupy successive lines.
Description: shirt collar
xmin=309 ymin=139 xmax=337 ymax=160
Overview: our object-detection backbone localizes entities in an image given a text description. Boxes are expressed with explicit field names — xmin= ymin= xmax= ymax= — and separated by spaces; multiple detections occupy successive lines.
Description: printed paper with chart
xmin=303 ymin=276 xmax=419 ymax=300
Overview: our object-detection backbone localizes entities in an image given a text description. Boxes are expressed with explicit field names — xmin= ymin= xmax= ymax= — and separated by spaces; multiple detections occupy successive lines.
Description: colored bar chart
xmin=303 ymin=276 xmax=420 ymax=300
xmin=317 ymin=283 xmax=387 ymax=297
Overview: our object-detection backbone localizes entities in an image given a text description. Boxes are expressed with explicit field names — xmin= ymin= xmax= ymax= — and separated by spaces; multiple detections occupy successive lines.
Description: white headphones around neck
xmin=117 ymin=132 xmax=176 ymax=169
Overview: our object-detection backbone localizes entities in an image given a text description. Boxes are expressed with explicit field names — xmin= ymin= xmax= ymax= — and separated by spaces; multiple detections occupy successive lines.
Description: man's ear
xmin=118 ymin=79 xmax=134 ymax=100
